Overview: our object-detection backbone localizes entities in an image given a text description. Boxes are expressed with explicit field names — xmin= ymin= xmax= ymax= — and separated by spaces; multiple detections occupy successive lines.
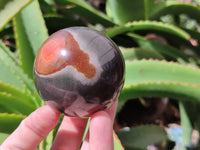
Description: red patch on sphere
xmin=35 ymin=30 xmax=96 ymax=79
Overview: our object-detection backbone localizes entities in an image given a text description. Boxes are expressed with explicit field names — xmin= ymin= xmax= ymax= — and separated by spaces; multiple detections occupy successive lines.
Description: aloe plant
xmin=0 ymin=0 xmax=200 ymax=149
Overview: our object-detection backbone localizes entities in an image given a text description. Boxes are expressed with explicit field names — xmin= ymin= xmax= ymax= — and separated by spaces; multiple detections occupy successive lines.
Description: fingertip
xmin=44 ymin=105 xmax=61 ymax=115
xmin=90 ymin=110 xmax=113 ymax=131
xmin=91 ymin=110 xmax=110 ymax=118
xmin=91 ymin=99 xmax=118 ymax=125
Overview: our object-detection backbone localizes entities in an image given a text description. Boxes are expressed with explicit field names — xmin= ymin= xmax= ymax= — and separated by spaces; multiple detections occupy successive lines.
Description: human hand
xmin=0 ymin=100 xmax=118 ymax=150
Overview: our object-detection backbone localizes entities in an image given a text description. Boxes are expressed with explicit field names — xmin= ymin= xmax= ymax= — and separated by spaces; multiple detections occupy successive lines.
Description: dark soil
xmin=114 ymin=98 xmax=180 ymax=131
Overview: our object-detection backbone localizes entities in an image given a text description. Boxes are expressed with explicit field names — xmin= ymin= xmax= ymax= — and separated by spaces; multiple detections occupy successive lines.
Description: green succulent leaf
xmin=0 ymin=0 xmax=32 ymax=30
xmin=54 ymin=0 xmax=114 ymax=27
xmin=0 ymin=92 xmax=36 ymax=115
xmin=14 ymin=0 xmax=48 ymax=56
xmin=184 ymin=28 xmax=200 ymax=45
xmin=117 ymin=125 xmax=168 ymax=149
xmin=0 ymin=132 xmax=9 ymax=144
xmin=106 ymin=0 xmax=147 ymax=23
xmin=125 ymin=60 xmax=200 ymax=86
xmin=104 ymin=20 xmax=191 ymax=41
xmin=182 ymin=28 xmax=200 ymax=55
xmin=121 ymin=48 xmax=164 ymax=61
xmin=152 ymin=3 xmax=200 ymax=21
xmin=114 ymin=132 xmax=125 ymax=150
xmin=38 ymin=0 xmax=56 ymax=14
xmin=0 ymin=82 xmax=35 ymax=106
xmin=179 ymin=102 xmax=193 ymax=149
xmin=0 ymin=42 xmax=23 ymax=89
xmin=119 ymin=82 xmax=200 ymax=112
xmin=0 ymin=41 xmax=40 ymax=107
xmin=0 ymin=105 xmax=20 ymax=114
xmin=118 ymin=60 xmax=200 ymax=111
xmin=127 ymin=33 xmax=188 ymax=61
xmin=106 ymin=0 xmax=200 ymax=24
xmin=13 ymin=0 xmax=49 ymax=78
xmin=0 ymin=39 xmax=19 ymax=65
xmin=106 ymin=0 xmax=172 ymax=24
xmin=0 ymin=113 xmax=26 ymax=134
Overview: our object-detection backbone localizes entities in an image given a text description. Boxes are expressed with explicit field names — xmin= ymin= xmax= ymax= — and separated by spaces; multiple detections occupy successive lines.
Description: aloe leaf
xmin=0 ymin=113 xmax=26 ymax=134
xmin=0 ymin=0 xmax=32 ymax=30
xmin=177 ymin=99 xmax=200 ymax=149
xmin=118 ymin=60 xmax=200 ymax=111
xmin=0 ymin=92 xmax=36 ymax=115
xmin=0 ymin=132 xmax=9 ymax=144
xmin=0 ymin=105 xmax=20 ymax=114
xmin=0 ymin=41 xmax=40 ymax=107
xmin=106 ymin=0 xmax=146 ymax=23
xmin=179 ymin=102 xmax=193 ymax=150
xmin=0 ymin=46 xmax=23 ymax=89
xmin=114 ymin=132 xmax=125 ymax=150
xmin=0 ymin=82 xmax=35 ymax=106
xmin=0 ymin=58 xmax=23 ymax=89
xmin=127 ymin=33 xmax=188 ymax=61
xmin=121 ymin=81 xmax=200 ymax=101
xmin=152 ymin=3 xmax=200 ymax=21
xmin=182 ymin=28 xmax=200 ymax=55
xmin=106 ymin=0 xmax=200 ymax=24
xmin=106 ymin=0 xmax=174 ymax=24
xmin=13 ymin=0 xmax=49 ymax=78
xmin=0 ymin=41 xmax=32 ymax=89
xmin=14 ymin=0 xmax=48 ymax=56
xmin=183 ymin=28 xmax=200 ymax=45
xmin=0 ymin=40 xmax=19 ymax=65
xmin=118 ymin=83 xmax=200 ymax=116
xmin=38 ymin=0 xmax=56 ymax=14
xmin=125 ymin=60 xmax=200 ymax=85
xmin=105 ymin=0 xmax=113 ymax=21
xmin=117 ymin=125 xmax=168 ymax=149
xmin=121 ymin=48 xmax=164 ymax=60
xmin=54 ymin=0 xmax=114 ymax=27
xmin=104 ymin=21 xmax=191 ymax=41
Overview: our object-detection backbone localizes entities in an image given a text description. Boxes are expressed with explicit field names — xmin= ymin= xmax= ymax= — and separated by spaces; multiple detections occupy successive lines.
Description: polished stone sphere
xmin=34 ymin=27 xmax=125 ymax=117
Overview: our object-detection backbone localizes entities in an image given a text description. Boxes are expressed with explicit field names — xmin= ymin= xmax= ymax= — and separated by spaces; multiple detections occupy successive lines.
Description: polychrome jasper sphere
xmin=34 ymin=27 xmax=125 ymax=117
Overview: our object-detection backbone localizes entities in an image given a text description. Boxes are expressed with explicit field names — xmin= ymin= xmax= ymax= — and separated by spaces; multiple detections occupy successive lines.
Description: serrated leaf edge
xmin=126 ymin=59 xmax=200 ymax=72
xmin=123 ymin=81 xmax=200 ymax=89
xmin=104 ymin=20 xmax=191 ymax=40
xmin=0 ymin=91 xmax=36 ymax=107
xmin=0 ymin=47 xmax=40 ymax=107
xmin=0 ymin=0 xmax=33 ymax=30
xmin=0 ymin=112 xmax=26 ymax=118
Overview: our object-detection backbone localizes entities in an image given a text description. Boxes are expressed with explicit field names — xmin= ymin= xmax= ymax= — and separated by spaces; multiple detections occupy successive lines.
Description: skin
xmin=0 ymin=100 xmax=118 ymax=150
